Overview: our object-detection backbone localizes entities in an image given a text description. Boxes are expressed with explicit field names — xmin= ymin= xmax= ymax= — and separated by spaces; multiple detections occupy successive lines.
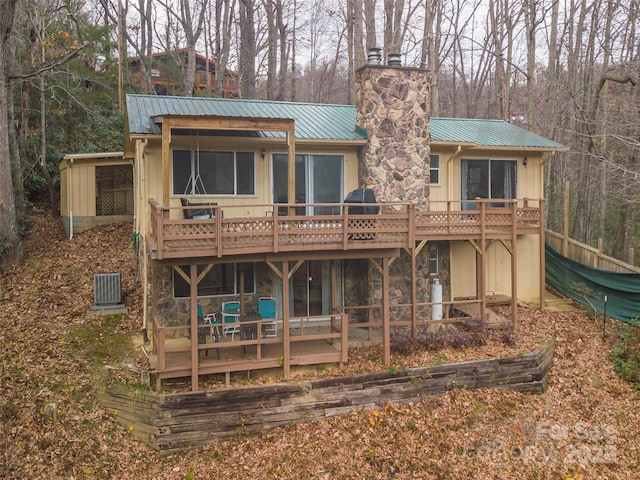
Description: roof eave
xmin=431 ymin=140 xmax=568 ymax=153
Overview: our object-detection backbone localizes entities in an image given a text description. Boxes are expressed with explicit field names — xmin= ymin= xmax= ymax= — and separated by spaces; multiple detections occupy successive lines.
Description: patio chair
xmin=258 ymin=297 xmax=278 ymax=338
xmin=198 ymin=304 xmax=220 ymax=359
xmin=221 ymin=301 xmax=241 ymax=341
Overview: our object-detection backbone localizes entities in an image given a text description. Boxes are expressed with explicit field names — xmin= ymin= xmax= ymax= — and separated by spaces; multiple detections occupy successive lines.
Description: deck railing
xmin=149 ymin=313 xmax=349 ymax=387
xmin=147 ymin=198 xmax=543 ymax=260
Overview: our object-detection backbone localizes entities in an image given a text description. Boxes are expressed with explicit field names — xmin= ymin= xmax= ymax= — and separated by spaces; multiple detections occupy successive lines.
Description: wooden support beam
xmin=467 ymin=239 xmax=483 ymax=255
xmin=197 ymin=264 xmax=214 ymax=283
xmin=288 ymin=259 xmax=304 ymax=279
xmin=499 ymin=239 xmax=514 ymax=256
xmin=511 ymin=201 xmax=518 ymax=327
xmin=382 ymin=257 xmax=391 ymax=366
xmin=158 ymin=115 xmax=294 ymax=132
xmin=479 ymin=202 xmax=487 ymax=323
xmin=282 ymin=261 xmax=291 ymax=379
xmin=266 ymin=261 xmax=283 ymax=279
xmin=368 ymin=258 xmax=383 ymax=276
xmin=239 ymin=266 xmax=245 ymax=314
xmin=189 ymin=264 xmax=198 ymax=391
xmin=411 ymin=243 xmax=418 ymax=336
xmin=286 ymin=122 xmax=297 ymax=216
xmin=162 ymin=119 xmax=172 ymax=211
xmin=540 ymin=198 xmax=546 ymax=310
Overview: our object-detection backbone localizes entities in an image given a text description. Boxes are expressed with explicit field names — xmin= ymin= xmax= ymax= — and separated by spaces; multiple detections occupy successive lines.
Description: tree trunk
xmin=239 ymin=0 xmax=256 ymax=98
xmin=0 ymin=0 xmax=23 ymax=269
xmin=213 ymin=0 xmax=232 ymax=98
xmin=264 ymin=0 xmax=277 ymax=99
xmin=40 ymin=74 xmax=58 ymax=216
xmin=276 ymin=0 xmax=288 ymax=101
xmin=363 ymin=0 xmax=376 ymax=49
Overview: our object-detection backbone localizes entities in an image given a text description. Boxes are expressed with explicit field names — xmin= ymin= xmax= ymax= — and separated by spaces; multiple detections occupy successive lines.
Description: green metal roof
xmin=126 ymin=94 xmax=367 ymax=141
xmin=126 ymin=94 xmax=565 ymax=150
xmin=430 ymin=117 xmax=566 ymax=150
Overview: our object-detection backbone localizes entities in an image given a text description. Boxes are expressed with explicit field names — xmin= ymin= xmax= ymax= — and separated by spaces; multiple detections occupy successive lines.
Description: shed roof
xmin=125 ymin=94 xmax=565 ymax=150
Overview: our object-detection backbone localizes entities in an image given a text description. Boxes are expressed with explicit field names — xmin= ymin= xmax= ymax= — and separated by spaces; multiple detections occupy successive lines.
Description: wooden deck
xmin=146 ymin=199 xmax=543 ymax=260
xmin=149 ymin=315 xmax=350 ymax=388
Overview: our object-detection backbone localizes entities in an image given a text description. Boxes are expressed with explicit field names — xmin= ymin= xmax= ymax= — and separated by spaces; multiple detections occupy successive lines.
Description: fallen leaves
xmin=1 ymin=203 xmax=640 ymax=479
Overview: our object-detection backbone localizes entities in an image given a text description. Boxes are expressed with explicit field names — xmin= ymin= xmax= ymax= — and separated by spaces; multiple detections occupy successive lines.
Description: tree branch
xmin=9 ymin=43 xmax=89 ymax=80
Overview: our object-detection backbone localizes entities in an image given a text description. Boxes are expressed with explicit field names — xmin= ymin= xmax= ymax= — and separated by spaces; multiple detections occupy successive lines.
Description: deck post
xmin=189 ymin=264 xmax=199 ymax=391
xmin=161 ymin=119 xmax=171 ymax=214
xmin=511 ymin=201 xmax=518 ymax=327
xmin=479 ymin=202 xmax=487 ymax=324
xmin=540 ymin=199 xmax=546 ymax=310
xmin=411 ymin=243 xmax=418 ymax=336
xmin=382 ymin=256 xmax=391 ymax=366
xmin=282 ymin=261 xmax=291 ymax=379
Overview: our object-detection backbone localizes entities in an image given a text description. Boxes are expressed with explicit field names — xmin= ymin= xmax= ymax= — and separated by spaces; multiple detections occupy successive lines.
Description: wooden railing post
xmin=215 ymin=206 xmax=222 ymax=258
xmin=272 ymin=206 xmax=279 ymax=253
xmin=341 ymin=313 xmax=349 ymax=364
xmin=408 ymin=203 xmax=415 ymax=247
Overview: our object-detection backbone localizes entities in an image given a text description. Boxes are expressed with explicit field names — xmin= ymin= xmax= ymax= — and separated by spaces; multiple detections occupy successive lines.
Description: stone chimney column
xmin=355 ymin=59 xmax=431 ymax=208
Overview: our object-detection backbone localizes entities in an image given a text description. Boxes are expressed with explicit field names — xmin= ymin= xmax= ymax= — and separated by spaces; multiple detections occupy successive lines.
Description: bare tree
xmin=0 ymin=0 xmax=21 ymax=269
xmin=157 ymin=0 xmax=209 ymax=96
xmin=239 ymin=0 xmax=257 ymax=97
xmin=212 ymin=0 xmax=234 ymax=98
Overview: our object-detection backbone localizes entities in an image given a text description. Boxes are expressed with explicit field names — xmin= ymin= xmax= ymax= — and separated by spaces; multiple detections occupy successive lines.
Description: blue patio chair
xmin=258 ymin=297 xmax=278 ymax=338
xmin=221 ymin=301 xmax=241 ymax=340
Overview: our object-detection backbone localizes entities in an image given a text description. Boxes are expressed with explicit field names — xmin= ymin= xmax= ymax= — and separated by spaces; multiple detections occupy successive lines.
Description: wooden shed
xmin=59 ymin=152 xmax=133 ymax=237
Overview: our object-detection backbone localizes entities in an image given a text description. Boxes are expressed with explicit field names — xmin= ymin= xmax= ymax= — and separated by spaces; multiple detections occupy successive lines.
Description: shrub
xmin=391 ymin=316 xmax=487 ymax=355
xmin=610 ymin=319 xmax=640 ymax=388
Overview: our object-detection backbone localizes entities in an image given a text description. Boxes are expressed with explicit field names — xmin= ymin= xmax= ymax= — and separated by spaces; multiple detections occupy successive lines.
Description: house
xmin=123 ymin=58 xmax=567 ymax=390
xmin=59 ymin=152 xmax=133 ymax=237
xmin=129 ymin=49 xmax=240 ymax=98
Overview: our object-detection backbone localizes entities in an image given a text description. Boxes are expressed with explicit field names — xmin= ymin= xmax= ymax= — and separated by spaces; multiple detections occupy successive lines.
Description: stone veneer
xmin=355 ymin=64 xmax=431 ymax=206
xmin=353 ymin=63 xmax=439 ymax=322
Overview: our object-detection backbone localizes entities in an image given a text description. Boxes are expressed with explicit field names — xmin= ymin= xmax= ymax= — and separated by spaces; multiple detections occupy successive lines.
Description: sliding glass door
xmin=272 ymin=153 xmax=344 ymax=215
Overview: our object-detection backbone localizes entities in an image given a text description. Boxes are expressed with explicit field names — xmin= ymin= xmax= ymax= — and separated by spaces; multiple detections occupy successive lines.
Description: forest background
xmin=0 ymin=0 xmax=638 ymax=270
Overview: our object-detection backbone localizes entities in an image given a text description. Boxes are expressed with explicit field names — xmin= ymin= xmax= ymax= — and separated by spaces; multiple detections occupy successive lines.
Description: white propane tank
xmin=431 ymin=278 xmax=443 ymax=320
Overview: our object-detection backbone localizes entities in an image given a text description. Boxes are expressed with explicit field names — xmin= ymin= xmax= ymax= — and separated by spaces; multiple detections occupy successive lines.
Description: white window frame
xmin=172 ymin=149 xmax=256 ymax=196
xmin=429 ymin=154 xmax=440 ymax=185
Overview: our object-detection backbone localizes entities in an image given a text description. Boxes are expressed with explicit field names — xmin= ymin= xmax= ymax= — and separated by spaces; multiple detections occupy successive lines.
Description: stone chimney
xmin=355 ymin=50 xmax=431 ymax=208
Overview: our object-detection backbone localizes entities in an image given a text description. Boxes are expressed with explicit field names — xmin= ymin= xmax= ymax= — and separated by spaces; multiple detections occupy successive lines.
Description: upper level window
xmin=172 ymin=150 xmax=255 ymax=196
xmin=461 ymin=159 xmax=517 ymax=208
xmin=429 ymin=154 xmax=440 ymax=185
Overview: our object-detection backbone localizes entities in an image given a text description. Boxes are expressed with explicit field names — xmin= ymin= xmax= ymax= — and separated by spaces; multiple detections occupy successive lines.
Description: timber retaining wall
xmin=99 ymin=338 xmax=555 ymax=452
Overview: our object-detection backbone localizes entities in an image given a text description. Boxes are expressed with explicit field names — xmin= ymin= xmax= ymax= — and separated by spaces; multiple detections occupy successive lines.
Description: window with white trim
xmin=173 ymin=263 xmax=256 ymax=298
xmin=461 ymin=159 xmax=517 ymax=208
xmin=172 ymin=149 xmax=255 ymax=195
xmin=428 ymin=242 xmax=438 ymax=276
xmin=429 ymin=154 xmax=440 ymax=185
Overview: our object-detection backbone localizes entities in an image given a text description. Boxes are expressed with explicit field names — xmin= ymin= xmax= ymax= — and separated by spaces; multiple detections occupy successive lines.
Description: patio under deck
xmin=146 ymin=199 xmax=544 ymax=261
xmin=149 ymin=315 xmax=350 ymax=389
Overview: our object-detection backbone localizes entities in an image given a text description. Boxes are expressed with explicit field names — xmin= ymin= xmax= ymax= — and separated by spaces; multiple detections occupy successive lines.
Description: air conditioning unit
xmin=94 ymin=272 xmax=122 ymax=306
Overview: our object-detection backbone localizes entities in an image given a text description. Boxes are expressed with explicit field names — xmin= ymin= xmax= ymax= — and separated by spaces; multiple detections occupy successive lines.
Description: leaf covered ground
xmin=1 ymin=205 xmax=640 ymax=479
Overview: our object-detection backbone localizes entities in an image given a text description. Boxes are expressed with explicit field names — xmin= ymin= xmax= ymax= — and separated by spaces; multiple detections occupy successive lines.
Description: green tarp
xmin=545 ymin=243 xmax=640 ymax=323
